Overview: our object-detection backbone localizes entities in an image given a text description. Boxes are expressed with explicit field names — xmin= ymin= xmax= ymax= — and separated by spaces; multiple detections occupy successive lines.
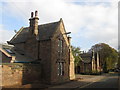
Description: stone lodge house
xmin=76 ymin=51 xmax=101 ymax=74
xmin=7 ymin=11 xmax=75 ymax=84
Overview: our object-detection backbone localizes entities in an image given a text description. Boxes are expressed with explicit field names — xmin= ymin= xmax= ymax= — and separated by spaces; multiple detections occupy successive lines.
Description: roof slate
xmin=0 ymin=44 xmax=35 ymax=62
xmin=8 ymin=21 xmax=60 ymax=44
xmin=80 ymin=53 xmax=92 ymax=63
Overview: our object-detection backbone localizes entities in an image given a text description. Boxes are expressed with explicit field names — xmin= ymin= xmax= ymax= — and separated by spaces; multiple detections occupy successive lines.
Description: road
xmin=79 ymin=73 xmax=119 ymax=89
xmin=47 ymin=72 xmax=119 ymax=90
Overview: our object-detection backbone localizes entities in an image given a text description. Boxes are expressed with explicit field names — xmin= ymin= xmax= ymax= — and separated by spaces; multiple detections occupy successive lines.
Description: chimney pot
xmin=31 ymin=12 xmax=34 ymax=18
xmin=35 ymin=11 xmax=38 ymax=17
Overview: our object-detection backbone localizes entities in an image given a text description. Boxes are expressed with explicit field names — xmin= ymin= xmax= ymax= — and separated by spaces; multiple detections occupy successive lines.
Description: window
xmin=57 ymin=62 xmax=64 ymax=76
xmin=58 ymin=39 xmax=63 ymax=56
xmin=60 ymin=40 xmax=63 ymax=53
xmin=57 ymin=37 xmax=64 ymax=76
xmin=4 ymin=48 xmax=14 ymax=54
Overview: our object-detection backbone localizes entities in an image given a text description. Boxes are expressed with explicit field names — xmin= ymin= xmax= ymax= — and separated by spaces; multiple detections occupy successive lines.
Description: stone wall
xmin=1 ymin=63 xmax=41 ymax=87
xmin=79 ymin=61 xmax=92 ymax=74
xmin=50 ymin=22 xmax=70 ymax=84
xmin=25 ymin=36 xmax=38 ymax=60
xmin=1 ymin=53 xmax=12 ymax=63
xmin=39 ymin=40 xmax=52 ymax=84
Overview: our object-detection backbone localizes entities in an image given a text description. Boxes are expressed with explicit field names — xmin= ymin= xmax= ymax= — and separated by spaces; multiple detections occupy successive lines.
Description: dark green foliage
xmin=118 ymin=51 xmax=120 ymax=68
xmin=71 ymin=46 xmax=82 ymax=67
xmin=89 ymin=43 xmax=118 ymax=72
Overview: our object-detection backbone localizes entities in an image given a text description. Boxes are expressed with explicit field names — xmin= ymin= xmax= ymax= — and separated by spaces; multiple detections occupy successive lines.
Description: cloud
xmin=0 ymin=24 xmax=15 ymax=43
xmin=0 ymin=0 xmax=118 ymax=50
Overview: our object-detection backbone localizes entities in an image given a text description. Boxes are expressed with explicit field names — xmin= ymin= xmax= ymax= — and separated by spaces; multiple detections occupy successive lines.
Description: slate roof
xmin=8 ymin=20 xmax=60 ymax=44
xmin=13 ymin=49 xmax=35 ymax=62
xmin=80 ymin=53 xmax=92 ymax=63
xmin=0 ymin=44 xmax=35 ymax=62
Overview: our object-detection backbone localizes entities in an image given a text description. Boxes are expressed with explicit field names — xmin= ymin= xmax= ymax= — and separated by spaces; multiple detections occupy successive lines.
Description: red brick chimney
xmin=29 ymin=11 xmax=39 ymax=36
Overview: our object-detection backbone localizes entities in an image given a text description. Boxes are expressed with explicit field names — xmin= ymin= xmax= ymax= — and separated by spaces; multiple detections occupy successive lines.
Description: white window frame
xmin=57 ymin=62 xmax=64 ymax=76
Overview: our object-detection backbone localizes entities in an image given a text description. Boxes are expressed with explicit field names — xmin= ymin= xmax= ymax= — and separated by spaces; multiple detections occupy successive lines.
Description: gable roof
xmin=8 ymin=20 xmax=60 ymax=44
xmin=80 ymin=53 xmax=92 ymax=63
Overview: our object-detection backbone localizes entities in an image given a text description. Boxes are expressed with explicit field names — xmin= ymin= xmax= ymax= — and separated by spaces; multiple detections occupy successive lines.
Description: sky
xmin=0 ymin=0 xmax=118 ymax=51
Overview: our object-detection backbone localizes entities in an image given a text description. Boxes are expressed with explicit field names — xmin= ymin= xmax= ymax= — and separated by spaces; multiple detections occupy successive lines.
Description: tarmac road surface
xmin=79 ymin=73 xmax=119 ymax=89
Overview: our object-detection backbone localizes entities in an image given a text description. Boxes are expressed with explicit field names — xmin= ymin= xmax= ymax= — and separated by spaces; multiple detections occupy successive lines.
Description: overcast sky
xmin=0 ymin=0 xmax=118 ymax=51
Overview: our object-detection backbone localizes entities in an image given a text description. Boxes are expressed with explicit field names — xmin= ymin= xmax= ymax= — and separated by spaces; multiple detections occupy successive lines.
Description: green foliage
xmin=89 ymin=43 xmax=118 ymax=71
xmin=118 ymin=51 xmax=120 ymax=67
xmin=71 ymin=46 xmax=82 ymax=66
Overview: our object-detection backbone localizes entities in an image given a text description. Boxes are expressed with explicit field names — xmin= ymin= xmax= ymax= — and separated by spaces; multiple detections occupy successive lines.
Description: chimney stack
xmin=67 ymin=35 xmax=71 ymax=45
xmin=29 ymin=10 xmax=39 ymax=36
xmin=29 ymin=12 xmax=34 ymax=28
xmin=35 ymin=11 xmax=38 ymax=17
xmin=31 ymin=12 xmax=34 ymax=18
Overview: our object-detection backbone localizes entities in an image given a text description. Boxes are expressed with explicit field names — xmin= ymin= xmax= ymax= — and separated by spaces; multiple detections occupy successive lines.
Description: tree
xmin=89 ymin=43 xmax=118 ymax=72
xmin=71 ymin=46 xmax=82 ymax=73
xmin=118 ymin=49 xmax=120 ymax=69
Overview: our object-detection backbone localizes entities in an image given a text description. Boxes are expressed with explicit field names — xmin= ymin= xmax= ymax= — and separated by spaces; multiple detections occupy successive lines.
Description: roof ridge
xmin=39 ymin=20 xmax=60 ymax=26
xmin=20 ymin=21 xmax=60 ymax=29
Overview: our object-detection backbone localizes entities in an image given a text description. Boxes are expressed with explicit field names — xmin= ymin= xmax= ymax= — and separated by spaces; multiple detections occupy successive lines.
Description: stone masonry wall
xmin=25 ymin=36 xmax=38 ymax=60
xmin=50 ymin=22 xmax=70 ymax=84
xmin=1 ymin=63 xmax=41 ymax=87
xmin=2 ymin=53 xmax=12 ymax=63
xmin=39 ymin=40 xmax=51 ymax=84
